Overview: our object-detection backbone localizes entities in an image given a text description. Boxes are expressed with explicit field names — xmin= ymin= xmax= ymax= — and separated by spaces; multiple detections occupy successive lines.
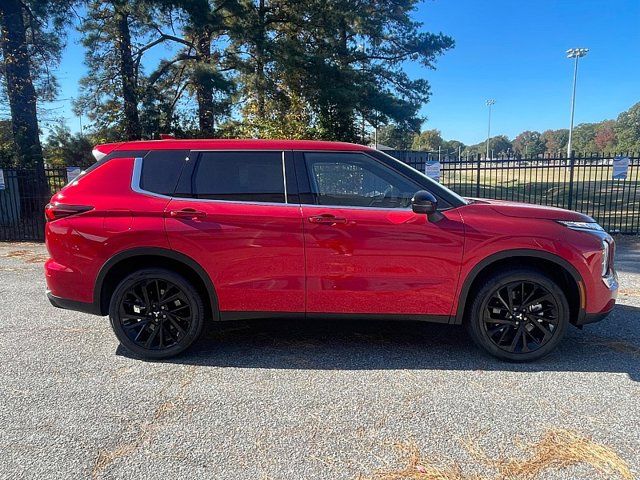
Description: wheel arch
xmin=454 ymin=249 xmax=585 ymax=325
xmin=95 ymin=247 xmax=219 ymax=321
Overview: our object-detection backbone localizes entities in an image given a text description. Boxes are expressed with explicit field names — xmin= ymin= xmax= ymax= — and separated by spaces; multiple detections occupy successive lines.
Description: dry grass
xmin=618 ymin=289 xmax=640 ymax=298
xmin=489 ymin=430 xmax=634 ymax=479
xmin=364 ymin=441 xmax=480 ymax=480
xmin=362 ymin=429 xmax=633 ymax=480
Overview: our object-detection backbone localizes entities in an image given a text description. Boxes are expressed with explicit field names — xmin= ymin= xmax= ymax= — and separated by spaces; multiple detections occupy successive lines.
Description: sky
xmin=43 ymin=0 xmax=640 ymax=145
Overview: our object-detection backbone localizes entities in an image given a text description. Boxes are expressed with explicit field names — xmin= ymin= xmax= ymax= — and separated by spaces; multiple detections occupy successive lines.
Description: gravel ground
xmin=0 ymin=239 xmax=639 ymax=479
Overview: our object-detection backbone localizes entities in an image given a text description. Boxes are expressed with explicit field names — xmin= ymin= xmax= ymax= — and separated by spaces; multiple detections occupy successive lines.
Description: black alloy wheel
xmin=466 ymin=268 xmax=569 ymax=362
xmin=109 ymin=269 xmax=204 ymax=359
xmin=482 ymin=281 xmax=559 ymax=354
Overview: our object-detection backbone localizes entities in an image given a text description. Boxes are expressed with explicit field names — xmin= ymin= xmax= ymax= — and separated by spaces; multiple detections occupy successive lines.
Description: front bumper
xmin=575 ymin=271 xmax=618 ymax=326
xmin=581 ymin=308 xmax=615 ymax=326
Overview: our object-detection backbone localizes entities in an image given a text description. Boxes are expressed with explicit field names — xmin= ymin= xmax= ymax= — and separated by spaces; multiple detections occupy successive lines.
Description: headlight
xmin=601 ymin=240 xmax=610 ymax=276
xmin=557 ymin=221 xmax=604 ymax=232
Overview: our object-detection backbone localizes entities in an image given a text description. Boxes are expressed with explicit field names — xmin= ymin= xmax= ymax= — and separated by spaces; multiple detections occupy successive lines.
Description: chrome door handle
xmin=308 ymin=214 xmax=348 ymax=224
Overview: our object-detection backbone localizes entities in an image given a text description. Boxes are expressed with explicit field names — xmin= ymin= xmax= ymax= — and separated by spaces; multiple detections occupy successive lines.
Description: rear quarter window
xmin=190 ymin=151 xmax=285 ymax=203
xmin=140 ymin=150 xmax=188 ymax=195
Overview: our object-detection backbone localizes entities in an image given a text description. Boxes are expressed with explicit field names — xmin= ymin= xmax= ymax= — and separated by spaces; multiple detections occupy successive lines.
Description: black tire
xmin=465 ymin=268 xmax=569 ymax=362
xmin=109 ymin=268 xmax=204 ymax=359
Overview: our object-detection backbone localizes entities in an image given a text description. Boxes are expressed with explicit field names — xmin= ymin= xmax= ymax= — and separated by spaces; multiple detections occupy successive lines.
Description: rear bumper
xmin=47 ymin=291 xmax=102 ymax=316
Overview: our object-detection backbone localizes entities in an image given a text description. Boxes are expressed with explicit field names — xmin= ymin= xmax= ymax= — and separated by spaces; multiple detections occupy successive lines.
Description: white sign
xmin=612 ymin=156 xmax=630 ymax=180
xmin=0 ymin=169 xmax=5 ymax=191
xmin=66 ymin=166 xmax=82 ymax=183
xmin=425 ymin=161 xmax=441 ymax=182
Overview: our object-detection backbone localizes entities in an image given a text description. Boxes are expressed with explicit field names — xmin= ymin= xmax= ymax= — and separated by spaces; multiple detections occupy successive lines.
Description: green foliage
xmin=224 ymin=0 xmax=452 ymax=141
xmin=570 ymin=123 xmax=597 ymax=153
xmin=459 ymin=135 xmax=510 ymax=158
xmin=411 ymin=129 xmax=443 ymax=151
xmin=0 ymin=0 xmax=70 ymax=103
xmin=512 ymin=130 xmax=545 ymax=156
xmin=0 ymin=0 xmax=73 ymax=168
xmin=43 ymin=122 xmax=95 ymax=166
xmin=75 ymin=0 xmax=155 ymax=139
xmin=441 ymin=139 xmax=466 ymax=153
xmin=377 ymin=125 xmax=417 ymax=149
xmin=488 ymin=135 xmax=511 ymax=155
xmin=0 ymin=119 xmax=17 ymax=167
xmin=615 ymin=101 xmax=640 ymax=152
xmin=541 ymin=129 xmax=568 ymax=154
xmin=5 ymin=0 xmax=640 ymax=168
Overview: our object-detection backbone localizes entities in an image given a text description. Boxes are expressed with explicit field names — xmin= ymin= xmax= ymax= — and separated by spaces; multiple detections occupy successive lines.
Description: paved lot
xmin=1 ymin=239 xmax=639 ymax=479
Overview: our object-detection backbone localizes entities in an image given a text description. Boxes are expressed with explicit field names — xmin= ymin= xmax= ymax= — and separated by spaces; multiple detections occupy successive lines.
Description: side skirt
xmin=219 ymin=311 xmax=451 ymax=323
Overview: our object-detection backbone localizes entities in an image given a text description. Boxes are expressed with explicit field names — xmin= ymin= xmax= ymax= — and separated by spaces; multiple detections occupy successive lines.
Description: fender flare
xmin=94 ymin=247 xmax=219 ymax=319
xmin=453 ymin=248 xmax=585 ymax=324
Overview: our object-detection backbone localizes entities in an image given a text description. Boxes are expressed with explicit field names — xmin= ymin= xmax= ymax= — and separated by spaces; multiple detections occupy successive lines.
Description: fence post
xmin=476 ymin=153 xmax=481 ymax=197
xmin=567 ymin=150 xmax=576 ymax=210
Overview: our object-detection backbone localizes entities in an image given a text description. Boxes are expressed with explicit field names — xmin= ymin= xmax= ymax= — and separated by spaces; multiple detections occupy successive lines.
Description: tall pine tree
xmin=0 ymin=0 xmax=70 ymax=168
xmin=75 ymin=0 xmax=158 ymax=140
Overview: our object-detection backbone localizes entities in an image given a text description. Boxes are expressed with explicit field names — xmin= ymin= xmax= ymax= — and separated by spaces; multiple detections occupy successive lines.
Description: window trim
xmin=189 ymin=149 xmax=289 ymax=205
xmin=132 ymin=150 xmax=294 ymax=207
xmin=281 ymin=151 xmax=288 ymax=203
xmin=131 ymin=157 xmax=173 ymax=200
xmin=131 ymin=148 xmax=461 ymax=212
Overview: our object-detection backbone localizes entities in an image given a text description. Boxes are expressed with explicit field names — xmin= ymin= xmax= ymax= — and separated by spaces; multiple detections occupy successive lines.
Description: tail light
xmin=45 ymin=203 xmax=93 ymax=222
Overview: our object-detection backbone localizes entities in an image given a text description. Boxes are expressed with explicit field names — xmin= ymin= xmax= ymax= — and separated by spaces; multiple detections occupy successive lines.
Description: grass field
xmin=437 ymin=162 xmax=640 ymax=233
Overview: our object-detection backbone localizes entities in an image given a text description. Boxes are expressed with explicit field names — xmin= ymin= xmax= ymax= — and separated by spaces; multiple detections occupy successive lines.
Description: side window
xmin=304 ymin=152 xmax=421 ymax=208
xmin=193 ymin=151 xmax=285 ymax=203
xmin=140 ymin=150 xmax=187 ymax=195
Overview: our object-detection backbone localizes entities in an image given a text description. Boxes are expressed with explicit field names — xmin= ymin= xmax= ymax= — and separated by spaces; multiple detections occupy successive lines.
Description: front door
xmin=165 ymin=150 xmax=305 ymax=316
xmin=297 ymin=151 xmax=464 ymax=318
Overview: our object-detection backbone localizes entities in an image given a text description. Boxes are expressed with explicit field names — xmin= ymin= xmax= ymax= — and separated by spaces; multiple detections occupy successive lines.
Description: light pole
xmin=485 ymin=99 xmax=496 ymax=160
xmin=566 ymin=48 xmax=588 ymax=157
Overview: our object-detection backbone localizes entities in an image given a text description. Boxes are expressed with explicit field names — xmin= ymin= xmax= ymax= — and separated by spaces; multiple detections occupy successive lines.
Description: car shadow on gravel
xmin=116 ymin=304 xmax=640 ymax=381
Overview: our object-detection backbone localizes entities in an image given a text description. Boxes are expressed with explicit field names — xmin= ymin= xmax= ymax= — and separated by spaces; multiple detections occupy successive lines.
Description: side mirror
xmin=411 ymin=190 xmax=442 ymax=222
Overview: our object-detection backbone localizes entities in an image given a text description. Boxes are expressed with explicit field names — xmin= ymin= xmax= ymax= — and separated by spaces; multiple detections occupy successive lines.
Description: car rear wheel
xmin=466 ymin=268 xmax=569 ymax=362
xmin=109 ymin=268 xmax=204 ymax=359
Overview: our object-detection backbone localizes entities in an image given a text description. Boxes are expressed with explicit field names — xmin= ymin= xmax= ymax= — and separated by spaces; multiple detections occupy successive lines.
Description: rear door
xmin=296 ymin=150 xmax=464 ymax=318
xmin=164 ymin=150 xmax=305 ymax=317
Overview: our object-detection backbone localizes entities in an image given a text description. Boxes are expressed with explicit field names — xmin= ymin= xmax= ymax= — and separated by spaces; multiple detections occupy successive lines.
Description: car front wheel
xmin=109 ymin=268 xmax=204 ymax=359
xmin=466 ymin=268 xmax=569 ymax=362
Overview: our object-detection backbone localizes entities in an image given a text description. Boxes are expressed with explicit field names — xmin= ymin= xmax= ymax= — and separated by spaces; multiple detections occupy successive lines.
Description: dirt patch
xmin=2 ymin=249 xmax=49 ymax=264
xmin=361 ymin=429 xmax=633 ymax=480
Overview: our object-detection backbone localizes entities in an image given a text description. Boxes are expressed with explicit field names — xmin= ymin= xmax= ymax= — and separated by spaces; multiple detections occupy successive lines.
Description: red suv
xmin=44 ymin=139 xmax=617 ymax=361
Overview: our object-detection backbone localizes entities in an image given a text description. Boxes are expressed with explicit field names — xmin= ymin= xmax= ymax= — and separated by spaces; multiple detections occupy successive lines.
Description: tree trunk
xmin=194 ymin=30 xmax=215 ymax=134
xmin=114 ymin=6 xmax=141 ymax=140
xmin=255 ymin=0 xmax=266 ymax=119
xmin=0 ymin=0 xmax=44 ymax=170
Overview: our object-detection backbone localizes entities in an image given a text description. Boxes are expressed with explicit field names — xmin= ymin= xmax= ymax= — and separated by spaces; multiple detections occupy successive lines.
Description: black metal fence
xmin=1 ymin=152 xmax=639 ymax=241
xmin=0 ymin=167 xmax=69 ymax=241
xmin=388 ymin=151 xmax=640 ymax=234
